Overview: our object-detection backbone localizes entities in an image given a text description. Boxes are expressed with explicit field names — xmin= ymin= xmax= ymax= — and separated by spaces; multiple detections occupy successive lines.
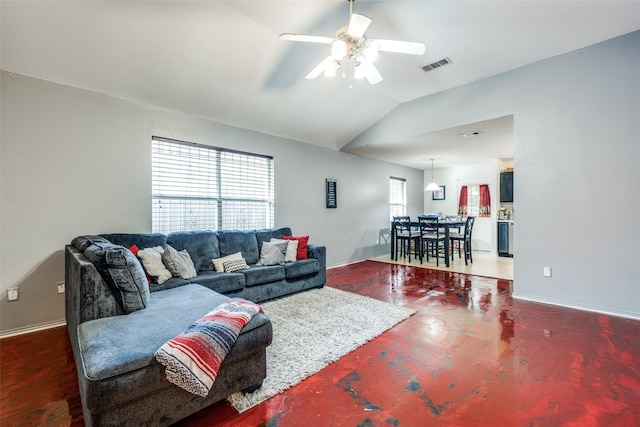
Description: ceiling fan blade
xmin=358 ymin=60 xmax=383 ymax=85
xmin=372 ymin=39 xmax=426 ymax=55
xmin=347 ymin=13 xmax=372 ymax=38
xmin=305 ymin=56 xmax=336 ymax=80
xmin=279 ymin=33 xmax=333 ymax=44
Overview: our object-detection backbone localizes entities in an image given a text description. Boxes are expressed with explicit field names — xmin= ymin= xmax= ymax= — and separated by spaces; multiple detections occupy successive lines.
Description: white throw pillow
xmin=137 ymin=246 xmax=172 ymax=284
xmin=270 ymin=238 xmax=298 ymax=263
xmin=212 ymin=251 xmax=243 ymax=272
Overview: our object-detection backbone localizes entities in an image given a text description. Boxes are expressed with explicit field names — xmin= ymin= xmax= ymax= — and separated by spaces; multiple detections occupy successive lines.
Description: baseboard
xmin=0 ymin=320 xmax=67 ymax=339
xmin=327 ymin=260 xmax=366 ymax=269
xmin=513 ymin=294 xmax=640 ymax=321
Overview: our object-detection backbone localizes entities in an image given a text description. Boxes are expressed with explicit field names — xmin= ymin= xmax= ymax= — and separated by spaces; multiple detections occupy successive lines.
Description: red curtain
xmin=479 ymin=184 xmax=491 ymax=218
xmin=458 ymin=186 xmax=468 ymax=217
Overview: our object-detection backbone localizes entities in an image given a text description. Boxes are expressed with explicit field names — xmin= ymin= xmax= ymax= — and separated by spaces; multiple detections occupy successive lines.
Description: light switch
xmin=8 ymin=288 xmax=19 ymax=301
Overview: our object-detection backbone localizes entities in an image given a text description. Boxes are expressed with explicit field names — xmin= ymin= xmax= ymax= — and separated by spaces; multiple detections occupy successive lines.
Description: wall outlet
xmin=57 ymin=281 xmax=65 ymax=294
xmin=8 ymin=287 xmax=19 ymax=301
xmin=543 ymin=267 xmax=552 ymax=277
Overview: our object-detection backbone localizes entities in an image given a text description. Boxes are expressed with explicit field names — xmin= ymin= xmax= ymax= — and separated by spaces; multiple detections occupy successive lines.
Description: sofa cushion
xmin=217 ymin=231 xmax=259 ymax=264
xmin=162 ymin=244 xmax=197 ymax=279
xmin=72 ymin=235 xmax=112 ymax=252
xmin=255 ymin=227 xmax=292 ymax=250
xmin=154 ymin=299 xmax=263 ymax=397
xmin=76 ymin=284 xmax=272 ymax=412
xmin=166 ymin=231 xmax=219 ymax=273
xmin=243 ymin=265 xmax=285 ymax=287
xmin=284 ymin=259 xmax=320 ymax=279
xmin=101 ymin=233 xmax=167 ymax=251
xmin=149 ymin=277 xmax=190 ymax=293
xmin=191 ymin=271 xmax=245 ymax=294
xmin=83 ymin=242 xmax=150 ymax=313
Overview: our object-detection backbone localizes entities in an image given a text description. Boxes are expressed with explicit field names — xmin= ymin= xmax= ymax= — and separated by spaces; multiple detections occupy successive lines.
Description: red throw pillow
xmin=128 ymin=245 xmax=152 ymax=284
xmin=282 ymin=235 xmax=309 ymax=260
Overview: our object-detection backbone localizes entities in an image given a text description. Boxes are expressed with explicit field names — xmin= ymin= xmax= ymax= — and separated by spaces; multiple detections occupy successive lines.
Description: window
xmin=467 ymin=184 xmax=480 ymax=216
xmin=151 ymin=137 xmax=274 ymax=233
xmin=458 ymin=184 xmax=491 ymax=218
xmin=389 ymin=177 xmax=407 ymax=220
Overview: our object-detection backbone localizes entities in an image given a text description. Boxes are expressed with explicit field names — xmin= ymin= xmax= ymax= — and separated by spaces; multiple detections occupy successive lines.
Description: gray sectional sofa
xmin=65 ymin=227 xmax=326 ymax=427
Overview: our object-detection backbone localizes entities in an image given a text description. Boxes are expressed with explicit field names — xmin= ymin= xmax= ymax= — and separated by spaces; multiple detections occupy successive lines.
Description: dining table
xmin=390 ymin=217 xmax=465 ymax=267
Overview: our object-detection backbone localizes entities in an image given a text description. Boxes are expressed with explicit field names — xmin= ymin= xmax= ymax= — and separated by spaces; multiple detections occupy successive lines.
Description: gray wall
xmin=0 ymin=71 xmax=424 ymax=333
xmin=4 ymin=30 xmax=639 ymax=333
xmin=353 ymin=31 xmax=640 ymax=319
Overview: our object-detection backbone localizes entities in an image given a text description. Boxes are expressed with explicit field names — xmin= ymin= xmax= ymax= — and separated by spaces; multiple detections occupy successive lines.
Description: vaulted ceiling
xmin=2 ymin=1 xmax=639 ymax=169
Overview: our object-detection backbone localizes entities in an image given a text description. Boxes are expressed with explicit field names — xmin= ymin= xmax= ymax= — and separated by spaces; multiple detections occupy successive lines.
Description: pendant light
xmin=424 ymin=159 xmax=441 ymax=192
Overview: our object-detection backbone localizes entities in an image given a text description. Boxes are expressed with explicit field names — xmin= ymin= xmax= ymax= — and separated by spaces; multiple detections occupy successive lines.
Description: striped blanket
xmin=155 ymin=299 xmax=262 ymax=397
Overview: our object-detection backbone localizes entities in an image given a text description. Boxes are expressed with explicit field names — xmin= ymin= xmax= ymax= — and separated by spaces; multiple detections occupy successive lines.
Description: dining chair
xmin=449 ymin=216 xmax=476 ymax=265
xmin=393 ymin=216 xmax=419 ymax=262
xmin=418 ymin=215 xmax=446 ymax=266
xmin=445 ymin=215 xmax=463 ymax=233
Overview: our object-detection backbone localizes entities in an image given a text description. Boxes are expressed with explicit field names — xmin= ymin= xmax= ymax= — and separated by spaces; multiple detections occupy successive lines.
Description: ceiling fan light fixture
xmin=280 ymin=0 xmax=425 ymax=85
xmin=353 ymin=57 xmax=382 ymax=84
xmin=331 ymin=39 xmax=347 ymax=60
xmin=362 ymin=41 xmax=378 ymax=61
xmin=324 ymin=60 xmax=340 ymax=77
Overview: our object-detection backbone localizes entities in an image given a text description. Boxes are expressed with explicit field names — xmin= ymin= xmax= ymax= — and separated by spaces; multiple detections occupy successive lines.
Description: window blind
xmin=152 ymin=137 xmax=274 ymax=234
xmin=389 ymin=176 xmax=407 ymax=220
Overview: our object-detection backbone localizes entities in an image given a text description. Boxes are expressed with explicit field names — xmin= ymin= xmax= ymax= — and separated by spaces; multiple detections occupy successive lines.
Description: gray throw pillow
xmin=162 ymin=244 xmax=197 ymax=279
xmin=270 ymin=238 xmax=298 ymax=262
xmin=258 ymin=242 xmax=286 ymax=266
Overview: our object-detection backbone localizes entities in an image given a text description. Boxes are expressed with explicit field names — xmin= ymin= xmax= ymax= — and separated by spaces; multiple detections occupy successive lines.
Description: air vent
xmin=422 ymin=57 xmax=452 ymax=72
xmin=460 ymin=131 xmax=483 ymax=138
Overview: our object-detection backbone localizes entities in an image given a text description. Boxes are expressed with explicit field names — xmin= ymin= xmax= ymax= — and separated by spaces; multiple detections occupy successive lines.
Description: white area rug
xmin=226 ymin=286 xmax=415 ymax=413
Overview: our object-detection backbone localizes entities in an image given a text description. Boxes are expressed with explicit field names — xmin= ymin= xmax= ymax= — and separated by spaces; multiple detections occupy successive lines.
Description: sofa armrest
xmin=306 ymin=244 xmax=326 ymax=286
xmin=65 ymin=245 xmax=125 ymax=345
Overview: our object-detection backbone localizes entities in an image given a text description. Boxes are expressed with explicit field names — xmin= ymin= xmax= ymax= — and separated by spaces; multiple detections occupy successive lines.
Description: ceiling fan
xmin=280 ymin=0 xmax=426 ymax=85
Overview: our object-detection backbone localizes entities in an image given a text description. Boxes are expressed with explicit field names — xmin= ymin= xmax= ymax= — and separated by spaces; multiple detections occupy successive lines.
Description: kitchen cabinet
xmin=500 ymin=171 xmax=514 ymax=202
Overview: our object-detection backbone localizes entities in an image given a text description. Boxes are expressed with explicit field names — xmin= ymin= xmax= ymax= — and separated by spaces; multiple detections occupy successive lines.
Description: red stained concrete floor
xmin=2 ymin=260 xmax=639 ymax=426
